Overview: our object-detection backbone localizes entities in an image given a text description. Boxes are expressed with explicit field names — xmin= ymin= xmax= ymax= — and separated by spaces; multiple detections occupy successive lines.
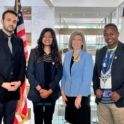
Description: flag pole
xmin=14 ymin=0 xmax=28 ymax=123
xmin=16 ymin=0 xmax=18 ymax=13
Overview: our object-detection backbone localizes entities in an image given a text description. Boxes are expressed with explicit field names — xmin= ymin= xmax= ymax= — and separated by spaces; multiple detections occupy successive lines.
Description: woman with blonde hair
xmin=61 ymin=31 xmax=93 ymax=124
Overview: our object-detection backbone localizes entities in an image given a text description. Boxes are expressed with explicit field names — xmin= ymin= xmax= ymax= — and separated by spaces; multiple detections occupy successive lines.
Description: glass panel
xmin=111 ymin=10 xmax=116 ymax=24
xmin=59 ymin=35 xmax=105 ymax=53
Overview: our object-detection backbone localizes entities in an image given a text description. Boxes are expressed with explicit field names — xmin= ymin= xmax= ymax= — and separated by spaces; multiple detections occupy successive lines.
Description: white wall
xmin=118 ymin=0 xmax=124 ymax=5
xmin=0 ymin=0 xmax=48 ymax=6
xmin=0 ymin=0 xmax=123 ymax=7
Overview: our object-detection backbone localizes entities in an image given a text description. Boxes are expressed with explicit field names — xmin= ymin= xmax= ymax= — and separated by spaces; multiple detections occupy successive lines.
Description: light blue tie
xmin=8 ymin=37 xmax=12 ymax=53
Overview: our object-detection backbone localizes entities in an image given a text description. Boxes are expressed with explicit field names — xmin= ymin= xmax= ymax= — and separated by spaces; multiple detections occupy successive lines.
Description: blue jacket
xmin=61 ymin=50 xmax=93 ymax=97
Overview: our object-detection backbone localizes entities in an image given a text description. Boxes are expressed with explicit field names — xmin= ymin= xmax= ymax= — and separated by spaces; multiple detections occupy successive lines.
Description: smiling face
xmin=42 ymin=31 xmax=53 ymax=46
xmin=72 ymin=35 xmax=83 ymax=50
xmin=1 ymin=13 xmax=18 ymax=35
xmin=104 ymin=26 xmax=119 ymax=49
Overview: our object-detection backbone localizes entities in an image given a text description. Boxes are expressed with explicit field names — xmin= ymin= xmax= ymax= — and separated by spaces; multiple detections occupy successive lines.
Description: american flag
xmin=14 ymin=0 xmax=28 ymax=123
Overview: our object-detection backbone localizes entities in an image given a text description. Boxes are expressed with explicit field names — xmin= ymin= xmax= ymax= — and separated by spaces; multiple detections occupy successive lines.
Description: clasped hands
xmin=96 ymin=89 xmax=121 ymax=102
xmin=39 ymin=89 xmax=52 ymax=99
xmin=2 ymin=81 xmax=21 ymax=91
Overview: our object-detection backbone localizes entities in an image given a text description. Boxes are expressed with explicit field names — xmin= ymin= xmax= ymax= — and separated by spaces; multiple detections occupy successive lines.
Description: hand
xmin=36 ymin=85 xmax=42 ymax=92
xmin=39 ymin=89 xmax=45 ymax=98
xmin=61 ymin=90 xmax=67 ymax=106
xmin=1 ymin=82 xmax=12 ymax=90
xmin=9 ymin=81 xmax=21 ymax=91
xmin=110 ymin=91 xmax=121 ymax=102
xmin=96 ymin=89 xmax=103 ymax=99
xmin=40 ymin=89 xmax=52 ymax=99
xmin=75 ymin=95 xmax=82 ymax=109
xmin=39 ymin=89 xmax=44 ymax=94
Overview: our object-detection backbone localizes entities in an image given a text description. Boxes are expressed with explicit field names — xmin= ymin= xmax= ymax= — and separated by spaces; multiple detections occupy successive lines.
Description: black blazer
xmin=93 ymin=42 xmax=124 ymax=107
xmin=0 ymin=29 xmax=26 ymax=102
xmin=26 ymin=49 xmax=62 ymax=102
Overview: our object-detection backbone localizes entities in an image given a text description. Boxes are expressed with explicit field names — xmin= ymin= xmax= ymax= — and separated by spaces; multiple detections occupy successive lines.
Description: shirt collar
xmin=1 ymin=29 xmax=14 ymax=40
xmin=108 ymin=46 xmax=117 ymax=52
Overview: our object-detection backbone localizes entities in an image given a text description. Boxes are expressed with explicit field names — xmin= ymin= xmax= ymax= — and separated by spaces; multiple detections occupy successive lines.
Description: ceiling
xmin=48 ymin=0 xmax=124 ymax=25
xmin=55 ymin=7 xmax=116 ymax=24
xmin=7 ymin=6 xmax=116 ymax=24
xmin=0 ymin=0 xmax=123 ymax=34
xmin=6 ymin=6 xmax=31 ymax=20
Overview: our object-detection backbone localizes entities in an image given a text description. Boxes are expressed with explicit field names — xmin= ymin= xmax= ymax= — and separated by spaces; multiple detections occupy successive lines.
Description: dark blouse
xmin=43 ymin=52 xmax=52 ymax=89
xmin=70 ymin=56 xmax=74 ymax=74
xmin=37 ymin=52 xmax=54 ymax=103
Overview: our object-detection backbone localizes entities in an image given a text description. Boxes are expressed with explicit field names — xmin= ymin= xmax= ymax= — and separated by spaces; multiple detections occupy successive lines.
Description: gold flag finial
xmin=16 ymin=0 xmax=18 ymax=13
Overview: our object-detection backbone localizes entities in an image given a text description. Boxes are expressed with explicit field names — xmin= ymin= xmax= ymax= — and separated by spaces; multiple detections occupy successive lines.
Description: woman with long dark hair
xmin=27 ymin=28 xmax=62 ymax=124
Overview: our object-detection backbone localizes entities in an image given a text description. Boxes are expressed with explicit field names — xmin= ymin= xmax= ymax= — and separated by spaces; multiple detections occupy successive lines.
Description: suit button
xmin=11 ymin=72 xmax=13 ymax=75
xmin=12 ymin=61 xmax=14 ymax=63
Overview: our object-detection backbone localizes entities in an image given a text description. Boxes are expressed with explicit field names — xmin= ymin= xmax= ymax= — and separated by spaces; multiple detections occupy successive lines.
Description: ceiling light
xmin=24 ymin=10 xmax=26 ymax=11
xmin=70 ymin=14 xmax=72 ymax=16
xmin=83 ymin=14 xmax=85 ymax=16
xmin=97 ymin=14 xmax=99 ymax=16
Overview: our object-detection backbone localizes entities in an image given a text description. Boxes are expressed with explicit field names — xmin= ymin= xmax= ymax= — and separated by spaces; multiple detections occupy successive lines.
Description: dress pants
xmin=0 ymin=100 xmax=17 ymax=124
xmin=33 ymin=101 xmax=56 ymax=124
xmin=97 ymin=102 xmax=124 ymax=124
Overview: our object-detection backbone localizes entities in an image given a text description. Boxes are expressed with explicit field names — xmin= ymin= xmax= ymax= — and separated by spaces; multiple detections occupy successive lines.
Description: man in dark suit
xmin=0 ymin=10 xmax=26 ymax=124
xmin=93 ymin=23 xmax=124 ymax=124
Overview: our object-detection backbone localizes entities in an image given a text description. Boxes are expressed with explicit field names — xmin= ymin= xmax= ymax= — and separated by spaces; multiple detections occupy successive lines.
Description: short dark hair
xmin=2 ymin=10 xmax=18 ymax=20
xmin=104 ymin=23 xmax=118 ymax=32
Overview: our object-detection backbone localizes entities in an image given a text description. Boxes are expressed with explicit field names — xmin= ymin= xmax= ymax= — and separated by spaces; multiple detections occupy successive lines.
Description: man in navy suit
xmin=0 ymin=10 xmax=26 ymax=124
xmin=93 ymin=23 xmax=124 ymax=124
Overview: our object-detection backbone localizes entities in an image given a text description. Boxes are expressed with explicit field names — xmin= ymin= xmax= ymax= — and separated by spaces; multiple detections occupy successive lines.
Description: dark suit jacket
xmin=0 ymin=29 xmax=26 ymax=102
xmin=93 ymin=42 xmax=124 ymax=107
xmin=26 ymin=49 xmax=62 ymax=102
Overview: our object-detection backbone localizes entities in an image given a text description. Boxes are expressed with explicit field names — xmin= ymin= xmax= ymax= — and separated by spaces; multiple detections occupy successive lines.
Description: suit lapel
xmin=98 ymin=46 xmax=107 ymax=75
xmin=40 ymin=61 xmax=44 ymax=74
xmin=67 ymin=51 xmax=73 ymax=79
xmin=98 ymin=42 xmax=122 ymax=74
xmin=112 ymin=42 xmax=123 ymax=66
xmin=51 ymin=57 xmax=55 ymax=73
xmin=12 ymin=36 xmax=18 ymax=58
xmin=0 ymin=36 xmax=12 ymax=59
xmin=36 ymin=55 xmax=44 ymax=75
